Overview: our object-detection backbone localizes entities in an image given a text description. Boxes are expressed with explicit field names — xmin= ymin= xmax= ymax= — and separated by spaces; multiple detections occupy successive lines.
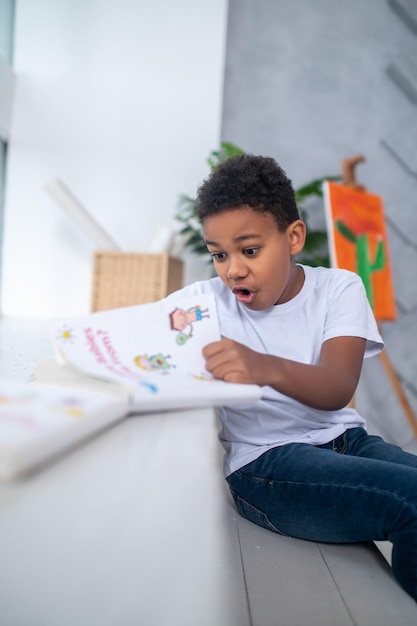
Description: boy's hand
xmin=203 ymin=334 xmax=366 ymax=410
xmin=203 ymin=337 xmax=267 ymax=385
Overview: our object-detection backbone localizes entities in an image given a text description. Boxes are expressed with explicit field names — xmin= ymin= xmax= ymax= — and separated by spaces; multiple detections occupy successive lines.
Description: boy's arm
xmin=203 ymin=336 xmax=366 ymax=411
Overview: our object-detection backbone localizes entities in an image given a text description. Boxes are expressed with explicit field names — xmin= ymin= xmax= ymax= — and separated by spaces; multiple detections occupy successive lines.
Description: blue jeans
xmin=226 ymin=428 xmax=417 ymax=600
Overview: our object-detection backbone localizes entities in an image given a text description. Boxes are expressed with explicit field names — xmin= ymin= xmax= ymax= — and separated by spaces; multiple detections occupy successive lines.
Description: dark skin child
xmin=202 ymin=205 xmax=365 ymax=410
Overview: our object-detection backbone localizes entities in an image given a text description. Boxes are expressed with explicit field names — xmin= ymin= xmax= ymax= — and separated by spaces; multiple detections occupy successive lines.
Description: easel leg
xmin=378 ymin=350 xmax=417 ymax=439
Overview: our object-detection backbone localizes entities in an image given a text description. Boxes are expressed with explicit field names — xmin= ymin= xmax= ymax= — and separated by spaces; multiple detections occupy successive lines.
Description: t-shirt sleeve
xmin=322 ymin=270 xmax=384 ymax=358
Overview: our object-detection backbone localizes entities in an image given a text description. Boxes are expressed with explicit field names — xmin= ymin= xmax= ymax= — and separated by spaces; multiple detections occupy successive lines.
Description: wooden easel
xmin=342 ymin=155 xmax=417 ymax=439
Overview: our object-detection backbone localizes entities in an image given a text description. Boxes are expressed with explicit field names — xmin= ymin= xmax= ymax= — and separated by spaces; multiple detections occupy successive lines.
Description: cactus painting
xmin=323 ymin=181 xmax=396 ymax=321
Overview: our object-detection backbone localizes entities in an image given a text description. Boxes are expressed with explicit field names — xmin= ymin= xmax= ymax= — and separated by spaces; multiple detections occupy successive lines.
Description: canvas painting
xmin=323 ymin=180 xmax=396 ymax=321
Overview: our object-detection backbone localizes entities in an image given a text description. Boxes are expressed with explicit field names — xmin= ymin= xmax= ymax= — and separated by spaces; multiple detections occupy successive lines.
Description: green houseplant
xmin=175 ymin=142 xmax=340 ymax=268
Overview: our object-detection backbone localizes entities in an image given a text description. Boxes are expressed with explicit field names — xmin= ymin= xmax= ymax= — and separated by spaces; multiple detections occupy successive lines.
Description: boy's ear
xmin=287 ymin=219 xmax=307 ymax=256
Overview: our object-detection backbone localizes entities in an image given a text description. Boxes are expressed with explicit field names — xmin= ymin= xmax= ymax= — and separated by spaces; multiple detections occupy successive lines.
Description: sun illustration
xmin=57 ymin=325 xmax=76 ymax=343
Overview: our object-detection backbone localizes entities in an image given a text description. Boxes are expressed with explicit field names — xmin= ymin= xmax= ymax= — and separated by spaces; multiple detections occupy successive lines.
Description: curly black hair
xmin=196 ymin=154 xmax=300 ymax=231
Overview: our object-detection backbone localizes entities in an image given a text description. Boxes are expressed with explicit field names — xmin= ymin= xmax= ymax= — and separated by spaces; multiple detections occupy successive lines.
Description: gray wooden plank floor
xmin=233 ymin=510 xmax=417 ymax=626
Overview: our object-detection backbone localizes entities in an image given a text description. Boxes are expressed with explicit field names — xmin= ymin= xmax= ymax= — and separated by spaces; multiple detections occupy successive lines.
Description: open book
xmin=0 ymin=293 xmax=261 ymax=481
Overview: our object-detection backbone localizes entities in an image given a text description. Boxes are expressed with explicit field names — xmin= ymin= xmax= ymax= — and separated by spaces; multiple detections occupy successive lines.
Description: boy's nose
xmin=226 ymin=257 xmax=248 ymax=280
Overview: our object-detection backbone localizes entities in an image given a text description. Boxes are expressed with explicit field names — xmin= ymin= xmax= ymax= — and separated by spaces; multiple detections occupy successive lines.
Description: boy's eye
xmin=244 ymin=247 xmax=259 ymax=256
xmin=211 ymin=252 xmax=226 ymax=261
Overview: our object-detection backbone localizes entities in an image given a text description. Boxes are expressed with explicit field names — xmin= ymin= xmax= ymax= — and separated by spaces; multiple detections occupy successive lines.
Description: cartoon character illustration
xmin=169 ymin=306 xmax=210 ymax=345
xmin=134 ymin=353 xmax=175 ymax=372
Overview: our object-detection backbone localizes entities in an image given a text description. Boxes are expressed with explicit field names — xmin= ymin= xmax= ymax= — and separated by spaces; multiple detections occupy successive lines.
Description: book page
xmin=52 ymin=294 xmax=260 ymax=409
xmin=0 ymin=379 xmax=127 ymax=481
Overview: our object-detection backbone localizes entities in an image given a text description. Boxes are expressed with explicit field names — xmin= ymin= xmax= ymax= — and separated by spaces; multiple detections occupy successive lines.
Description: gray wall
xmin=222 ymin=0 xmax=417 ymax=450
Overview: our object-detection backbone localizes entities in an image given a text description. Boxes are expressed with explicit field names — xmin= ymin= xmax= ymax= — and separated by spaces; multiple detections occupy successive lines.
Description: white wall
xmin=1 ymin=0 xmax=227 ymax=318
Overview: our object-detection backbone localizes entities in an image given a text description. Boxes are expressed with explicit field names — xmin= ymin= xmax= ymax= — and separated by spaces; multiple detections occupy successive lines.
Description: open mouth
xmin=232 ymin=287 xmax=256 ymax=303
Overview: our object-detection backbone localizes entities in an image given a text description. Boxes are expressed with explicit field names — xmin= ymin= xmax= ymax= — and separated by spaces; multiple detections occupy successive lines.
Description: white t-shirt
xmin=165 ymin=264 xmax=383 ymax=477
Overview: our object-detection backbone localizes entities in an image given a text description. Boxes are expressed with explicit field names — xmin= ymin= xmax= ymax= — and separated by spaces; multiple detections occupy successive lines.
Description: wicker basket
xmin=91 ymin=251 xmax=184 ymax=312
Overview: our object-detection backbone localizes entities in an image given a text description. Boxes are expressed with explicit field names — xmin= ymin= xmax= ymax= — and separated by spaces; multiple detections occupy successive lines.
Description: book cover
xmin=323 ymin=180 xmax=396 ymax=321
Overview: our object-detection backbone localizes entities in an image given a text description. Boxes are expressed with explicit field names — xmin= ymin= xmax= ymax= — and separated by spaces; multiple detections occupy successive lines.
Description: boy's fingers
xmin=203 ymin=341 xmax=221 ymax=359
xmin=203 ymin=337 xmax=230 ymax=358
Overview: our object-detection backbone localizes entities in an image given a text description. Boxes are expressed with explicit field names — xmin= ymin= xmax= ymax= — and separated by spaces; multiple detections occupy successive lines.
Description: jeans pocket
xmin=230 ymin=489 xmax=288 ymax=535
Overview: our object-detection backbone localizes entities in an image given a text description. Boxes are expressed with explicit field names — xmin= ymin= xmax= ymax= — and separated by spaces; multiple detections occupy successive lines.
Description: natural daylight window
xmin=0 ymin=0 xmax=15 ymax=301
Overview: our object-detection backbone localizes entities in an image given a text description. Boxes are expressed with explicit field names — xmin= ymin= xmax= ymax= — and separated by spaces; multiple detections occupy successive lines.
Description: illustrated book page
xmin=51 ymin=292 xmax=261 ymax=411
xmin=0 ymin=293 xmax=261 ymax=481
xmin=0 ymin=379 xmax=128 ymax=482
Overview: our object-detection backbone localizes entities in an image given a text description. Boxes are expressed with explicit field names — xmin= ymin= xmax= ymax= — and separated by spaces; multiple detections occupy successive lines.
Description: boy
xmin=168 ymin=154 xmax=417 ymax=600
